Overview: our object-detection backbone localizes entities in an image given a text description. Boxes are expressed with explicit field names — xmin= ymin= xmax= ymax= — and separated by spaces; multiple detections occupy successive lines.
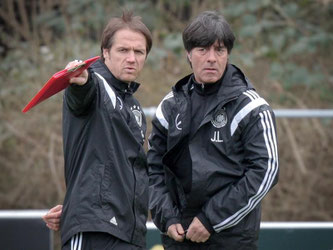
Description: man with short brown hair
xmin=44 ymin=11 xmax=152 ymax=250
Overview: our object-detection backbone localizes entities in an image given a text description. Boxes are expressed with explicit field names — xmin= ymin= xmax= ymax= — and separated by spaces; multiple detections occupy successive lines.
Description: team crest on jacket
xmin=211 ymin=109 xmax=228 ymax=128
xmin=131 ymin=105 xmax=143 ymax=127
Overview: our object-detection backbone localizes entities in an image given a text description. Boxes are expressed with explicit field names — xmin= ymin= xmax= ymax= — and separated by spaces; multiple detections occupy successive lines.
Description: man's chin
xmin=199 ymin=73 xmax=222 ymax=84
xmin=120 ymin=74 xmax=137 ymax=83
xmin=202 ymin=78 xmax=219 ymax=84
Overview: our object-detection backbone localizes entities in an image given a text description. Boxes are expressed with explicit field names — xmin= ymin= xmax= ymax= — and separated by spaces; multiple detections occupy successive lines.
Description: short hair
xmin=100 ymin=11 xmax=152 ymax=60
xmin=182 ymin=11 xmax=235 ymax=54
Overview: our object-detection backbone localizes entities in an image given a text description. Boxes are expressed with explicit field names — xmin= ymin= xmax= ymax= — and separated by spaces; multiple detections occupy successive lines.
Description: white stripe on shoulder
xmin=243 ymin=90 xmax=258 ymax=101
xmin=230 ymin=93 xmax=268 ymax=136
xmin=248 ymin=90 xmax=260 ymax=99
xmin=156 ymin=91 xmax=174 ymax=130
xmin=243 ymin=91 xmax=255 ymax=101
xmin=164 ymin=91 xmax=174 ymax=100
xmin=94 ymin=72 xmax=116 ymax=109
xmin=214 ymin=110 xmax=278 ymax=232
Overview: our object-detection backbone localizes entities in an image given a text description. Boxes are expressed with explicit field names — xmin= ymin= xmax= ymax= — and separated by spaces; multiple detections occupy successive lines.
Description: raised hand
xmin=65 ymin=60 xmax=89 ymax=86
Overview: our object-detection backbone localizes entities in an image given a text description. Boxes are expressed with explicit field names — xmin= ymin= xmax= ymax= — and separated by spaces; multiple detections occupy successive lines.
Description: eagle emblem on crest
xmin=211 ymin=109 xmax=227 ymax=128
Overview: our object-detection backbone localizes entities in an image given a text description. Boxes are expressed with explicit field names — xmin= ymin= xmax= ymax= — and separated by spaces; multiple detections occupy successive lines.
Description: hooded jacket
xmin=148 ymin=64 xmax=278 ymax=246
xmin=60 ymin=59 xmax=148 ymax=247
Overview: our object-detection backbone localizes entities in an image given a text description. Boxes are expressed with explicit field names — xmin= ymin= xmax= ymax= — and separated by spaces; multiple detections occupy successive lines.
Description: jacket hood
xmin=90 ymin=59 xmax=140 ymax=94
xmin=173 ymin=64 xmax=255 ymax=100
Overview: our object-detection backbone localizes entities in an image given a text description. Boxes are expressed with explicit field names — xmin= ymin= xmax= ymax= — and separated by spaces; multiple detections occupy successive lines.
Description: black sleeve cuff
xmin=196 ymin=212 xmax=215 ymax=234
xmin=164 ymin=217 xmax=181 ymax=233
xmin=68 ymin=70 xmax=93 ymax=95
xmin=65 ymin=71 xmax=96 ymax=115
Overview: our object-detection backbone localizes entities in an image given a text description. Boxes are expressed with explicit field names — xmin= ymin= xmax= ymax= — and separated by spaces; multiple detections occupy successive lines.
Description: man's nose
xmin=207 ymin=49 xmax=217 ymax=62
xmin=126 ymin=50 xmax=136 ymax=62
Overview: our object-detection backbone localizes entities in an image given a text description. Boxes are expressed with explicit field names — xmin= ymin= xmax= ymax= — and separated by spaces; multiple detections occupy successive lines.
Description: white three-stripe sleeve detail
xmin=243 ymin=91 xmax=255 ymax=101
xmin=243 ymin=93 xmax=252 ymax=100
xmin=230 ymin=97 xmax=268 ymax=136
xmin=225 ymin=111 xmax=278 ymax=228
xmin=243 ymin=92 xmax=254 ymax=101
xmin=214 ymin=110 xmax=278 ymax=231
xmin=71 ymin=235 xmax=74 ymax=250
xmin=267 ymin=111 xmax=279 ymax=167
xmin=248 ymin=90 xmax=260 ymax=99
xmin=155 ymin=92 xmax=173 ymax=130
xmin=94 ymin=72 xmax=116 ymax=109
xmin=72 ymin=233 xmax=78 ymax=250
xmin=213 ymin=110 xmax=278 ymax=232
xmin=78 ymin=232 xmax=83 ymax=250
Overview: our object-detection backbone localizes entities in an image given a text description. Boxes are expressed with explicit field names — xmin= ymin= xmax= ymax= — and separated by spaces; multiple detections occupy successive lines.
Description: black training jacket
xmin=148 ymin=64 xmax=279 ymax=247
xmin=60 ymin=59 xmax=148 ymax=247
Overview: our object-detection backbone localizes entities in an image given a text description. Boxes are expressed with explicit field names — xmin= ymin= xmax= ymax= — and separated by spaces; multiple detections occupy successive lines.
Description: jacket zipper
xmin=130 ymin=163 xmax=137 ymax=242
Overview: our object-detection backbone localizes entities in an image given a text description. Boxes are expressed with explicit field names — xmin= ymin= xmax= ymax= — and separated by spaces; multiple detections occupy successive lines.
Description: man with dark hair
xmin=43 ymin=11 xmax=152 ymax=250
xmin=148 ymin=11 xmax=279 ymax=249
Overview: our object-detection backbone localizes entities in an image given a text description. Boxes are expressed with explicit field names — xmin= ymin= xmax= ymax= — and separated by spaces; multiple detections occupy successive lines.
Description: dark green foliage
xmin=0 ymin=1 xmax=332 ymax=236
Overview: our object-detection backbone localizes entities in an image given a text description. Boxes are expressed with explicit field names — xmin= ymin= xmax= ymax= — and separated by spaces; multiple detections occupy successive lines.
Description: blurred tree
xmin=223 ymin=0 xmax=333 ymax=103
xmin=0 ymin=0 xmax=332 ymax=233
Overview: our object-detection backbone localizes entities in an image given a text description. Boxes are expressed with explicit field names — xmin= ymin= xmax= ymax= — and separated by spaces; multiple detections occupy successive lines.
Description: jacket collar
xmin=191 ymin=74 xmax=222 ymax=96
xmin=91 ymin=59 xmax=140 ymax=94
xmin=173 ymin=64 xmax=254 ymax=100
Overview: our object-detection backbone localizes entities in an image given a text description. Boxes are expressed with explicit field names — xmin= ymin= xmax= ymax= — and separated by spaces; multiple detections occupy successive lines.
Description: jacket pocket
xmin=82 ymin=163 xmax=104 ymax=208
xmin=100 ymin=163 xmax=113 ymax=206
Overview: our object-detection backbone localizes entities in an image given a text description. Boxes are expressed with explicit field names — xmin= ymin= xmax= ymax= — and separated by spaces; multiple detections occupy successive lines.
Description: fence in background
xmin=143 ymin=108 xmax=333 ymax=118
xmin=0 ymin=210 xmax=52 ymax=250
xmin=1 ymin=210 xmax=333 ymax=250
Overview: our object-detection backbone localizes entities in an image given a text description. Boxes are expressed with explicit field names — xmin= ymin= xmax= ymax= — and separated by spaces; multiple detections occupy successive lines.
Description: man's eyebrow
xmin=215 ymin=44 xmax=226 ymax=50
xmin=116 ymin=45 xmax=146 ymax=49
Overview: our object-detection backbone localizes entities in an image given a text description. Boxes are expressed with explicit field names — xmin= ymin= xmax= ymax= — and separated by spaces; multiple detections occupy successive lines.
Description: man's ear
xmin=103 ymin=49 xmax=110 ymax=60
xmin=187 ymin=51 xmax=192 ymax=63
xmin=186 ymin=51 xmax=192 ymax=68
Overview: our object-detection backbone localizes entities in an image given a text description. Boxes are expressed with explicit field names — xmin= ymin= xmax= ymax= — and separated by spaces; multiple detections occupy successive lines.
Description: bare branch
xmin=4 ymin=121 xmax=62 ymax=162
xmin=48 ymin=133 xmax=64 ymax=198
xmin=0 ymin=1 xmax=29 ymax=40
xmin=281 ymin=118 xmax=307 ymax=174
xmin=17 ymin=0 xmax=31 ymax=40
